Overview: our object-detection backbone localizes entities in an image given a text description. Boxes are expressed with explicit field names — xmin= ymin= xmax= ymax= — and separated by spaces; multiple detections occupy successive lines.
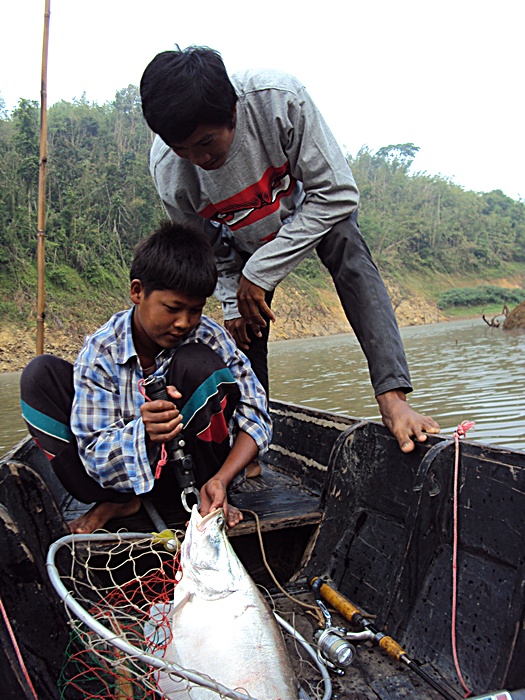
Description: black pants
xmin=20 ymin=344 xmax=240 ymax=505
xmin=243 ymin=290 xmax=274 ymax=398
xmin=244 ymin=210 xmax=410 ymax=398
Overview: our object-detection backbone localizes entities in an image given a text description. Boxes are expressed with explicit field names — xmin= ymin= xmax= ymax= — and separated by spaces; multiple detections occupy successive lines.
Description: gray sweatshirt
xmin=150 ymin=69 xmax=360 ymax=319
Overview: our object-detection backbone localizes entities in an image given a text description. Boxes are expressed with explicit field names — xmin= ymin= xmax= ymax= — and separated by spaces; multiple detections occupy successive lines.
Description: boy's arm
xmin=71 ymin=358 xmax=155 ymax=495
xmin=196 ymin=318 xmax=272 ymax=456
xmin=222 ymin=347 xmax=271 ymax=456
xmin=199 ymin=430 xmax=258 ymax=527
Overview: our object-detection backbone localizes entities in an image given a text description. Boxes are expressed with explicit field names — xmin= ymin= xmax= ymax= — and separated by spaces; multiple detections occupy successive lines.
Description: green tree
xmin=1 ymin=97 xmax=524 ymax=329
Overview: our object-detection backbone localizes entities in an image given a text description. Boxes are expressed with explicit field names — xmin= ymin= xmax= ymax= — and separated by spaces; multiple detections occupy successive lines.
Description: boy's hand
xmin=376 ymin=389 xmax=440 ymax=452
xmin=200 ymin=478 xmax=243 ymax=528
xmin=237 ymin=276 xmax=276 ymax=329
xmin=140 ymin=385 xmax=183 ymax=443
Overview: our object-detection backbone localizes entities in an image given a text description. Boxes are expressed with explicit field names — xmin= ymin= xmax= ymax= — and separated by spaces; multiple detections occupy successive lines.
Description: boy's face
xmin=130 ymin=282 xmax=206 ymax=353
xmin=169 ymin=122 xmax=235 ymax=171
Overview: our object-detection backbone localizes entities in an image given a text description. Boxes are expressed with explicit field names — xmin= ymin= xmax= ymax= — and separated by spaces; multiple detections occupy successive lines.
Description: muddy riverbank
xmin=0 ymin=281 xmax=444 ymax=372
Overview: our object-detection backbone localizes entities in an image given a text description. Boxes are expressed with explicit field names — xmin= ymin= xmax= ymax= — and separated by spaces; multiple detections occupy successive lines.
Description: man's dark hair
xmin=130 ymin=220 xmax=217 ymax=298
xmin=140 ymin=46 xmax=238 ymax=144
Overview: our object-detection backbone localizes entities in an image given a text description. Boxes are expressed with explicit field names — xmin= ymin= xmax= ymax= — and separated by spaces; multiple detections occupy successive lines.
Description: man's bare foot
xmin=246 ymin=461 xmax=261 ymax=478
xmin=68 ymin=496 xmax=141 ymax=534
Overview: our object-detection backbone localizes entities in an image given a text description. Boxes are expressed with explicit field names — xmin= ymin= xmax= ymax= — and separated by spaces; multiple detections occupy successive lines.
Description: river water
xmin=1 ymin=319 xmax=524 ymax=454
xmin=269 ymin=318 xmax=525 ymax=450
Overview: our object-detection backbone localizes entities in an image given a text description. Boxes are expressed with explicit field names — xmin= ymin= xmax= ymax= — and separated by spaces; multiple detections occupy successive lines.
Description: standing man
xmin=140 ymin=46 xmax=440 ymax=452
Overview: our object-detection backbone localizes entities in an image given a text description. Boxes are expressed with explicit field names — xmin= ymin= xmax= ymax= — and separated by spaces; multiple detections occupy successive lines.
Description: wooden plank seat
xmin=228 ymin=463 xmax=323 ymax=536
xmin=62 ymin=462 xmax=323 ymax=537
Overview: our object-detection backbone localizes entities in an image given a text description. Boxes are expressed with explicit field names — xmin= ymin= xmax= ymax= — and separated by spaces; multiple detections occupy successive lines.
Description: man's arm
xmin=241 ymin=82 xmax=359 ymax=294
xmin=231 ymin=84 xmax=440 ymax=446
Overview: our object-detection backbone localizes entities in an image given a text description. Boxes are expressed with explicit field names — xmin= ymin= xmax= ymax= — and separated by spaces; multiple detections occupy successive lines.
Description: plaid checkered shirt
xmin=71 ymin=308 xmax=271 ymax=494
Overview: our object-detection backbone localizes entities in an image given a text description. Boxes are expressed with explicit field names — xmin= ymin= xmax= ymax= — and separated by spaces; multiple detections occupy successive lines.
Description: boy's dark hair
xmin=130 ymin=220 xmax=217 ymax=298
xmin=140 ymin=45 xmax=238 ymax=145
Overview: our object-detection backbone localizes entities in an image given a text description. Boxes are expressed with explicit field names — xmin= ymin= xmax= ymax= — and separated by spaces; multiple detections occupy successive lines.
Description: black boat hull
xmin=1 ymin=400 xmax=524 ymax=698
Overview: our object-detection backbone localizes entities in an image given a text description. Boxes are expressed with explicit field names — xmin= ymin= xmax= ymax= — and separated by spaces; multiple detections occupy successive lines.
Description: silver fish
xmin=157 ymin=506 xmax=297 ymax=699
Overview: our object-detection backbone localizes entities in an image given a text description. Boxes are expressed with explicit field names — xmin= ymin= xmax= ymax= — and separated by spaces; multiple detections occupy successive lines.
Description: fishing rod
xmin=310 ymin=577 xmax=461 ymax=700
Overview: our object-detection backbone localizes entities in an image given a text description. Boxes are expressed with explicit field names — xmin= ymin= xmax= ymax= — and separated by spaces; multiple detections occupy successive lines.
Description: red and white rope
xmin=451 ymin=420 xmax=475 ymax=698
xmin=138 ymin=379 xmax=168 ymax=479
xmin=0 ymin=593 xmax=38 ymax=699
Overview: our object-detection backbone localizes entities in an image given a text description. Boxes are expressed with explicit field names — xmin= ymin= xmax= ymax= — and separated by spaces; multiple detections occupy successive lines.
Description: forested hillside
xmin=0 ymin=87 xmax=162 ymax=325
xmin=348 ymin=143 xmax=525 ymax=273
xmin=1 ymin=87 xmax=525 ymax=343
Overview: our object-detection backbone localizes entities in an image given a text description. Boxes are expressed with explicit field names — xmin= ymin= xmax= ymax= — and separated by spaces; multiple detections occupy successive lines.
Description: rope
xmin=0 ymin=593 xmax=39 ymax=699
xmin=138 ymin=379 xmax=168 ymax=479
xmin=241 ymin=508 xmax=324 ymax=625
xmin=451 ymin=420 xmax=475 ymax=698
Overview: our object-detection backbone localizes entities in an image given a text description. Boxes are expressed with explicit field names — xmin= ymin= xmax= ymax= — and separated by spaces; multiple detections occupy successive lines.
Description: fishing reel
xmin=314 ymin=624 xmax=356 ymax=673
xmin=311 ymin=579 xmax=356 ymax=674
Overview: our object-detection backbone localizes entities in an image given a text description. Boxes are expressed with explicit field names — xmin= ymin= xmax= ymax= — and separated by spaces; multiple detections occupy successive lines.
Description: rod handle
xmin=379 ymin=635 xmax=407 ymax=661
xmin=310 ymin=577 xmax=361 ymax=620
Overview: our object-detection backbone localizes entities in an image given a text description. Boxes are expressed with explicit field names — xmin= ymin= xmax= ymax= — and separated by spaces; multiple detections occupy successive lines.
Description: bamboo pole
xmin=36 ymin=0 xmax=51 ymax=354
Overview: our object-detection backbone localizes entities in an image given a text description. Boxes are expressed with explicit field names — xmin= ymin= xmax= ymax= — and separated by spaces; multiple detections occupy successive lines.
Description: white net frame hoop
xmin=46 ymin=532 xmax=258 ymax=699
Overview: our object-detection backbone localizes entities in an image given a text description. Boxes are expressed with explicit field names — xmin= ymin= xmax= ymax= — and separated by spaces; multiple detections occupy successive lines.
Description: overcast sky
xmin=2 ymin=0 xmax=523 ymax=201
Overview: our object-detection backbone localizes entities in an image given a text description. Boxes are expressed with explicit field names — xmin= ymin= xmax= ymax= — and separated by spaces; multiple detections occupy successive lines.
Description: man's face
xmin=131 ymin=283 xmax=206 ymax=352
xmin=169 ymin=122 xmax=235 ymax=171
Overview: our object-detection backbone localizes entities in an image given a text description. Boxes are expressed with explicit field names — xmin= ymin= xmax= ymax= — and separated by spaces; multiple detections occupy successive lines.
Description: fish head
xmin=179 ymin=506 xmax=247 ymax=600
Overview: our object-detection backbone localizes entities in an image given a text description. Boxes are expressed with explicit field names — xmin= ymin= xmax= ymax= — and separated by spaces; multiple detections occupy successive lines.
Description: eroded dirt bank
xmin=0 ymin=282 xmax=444 ymax=372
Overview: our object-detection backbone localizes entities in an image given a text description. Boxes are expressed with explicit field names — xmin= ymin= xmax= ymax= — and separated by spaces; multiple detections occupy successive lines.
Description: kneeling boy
xmin=20 ymin=221 xmax=271 ymax=533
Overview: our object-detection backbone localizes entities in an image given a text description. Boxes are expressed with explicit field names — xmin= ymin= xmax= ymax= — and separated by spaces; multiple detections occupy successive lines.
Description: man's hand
xmin=376 ymin=389 xmax=440 ymax=452
xmin=225 ymin=317 xmax=254 ymax=351
xmin=140 ymin=385 xmax=183 ymax=443
xmin=200 ymin=477 xmax=243 ymax=528
xmin=237 ymin=275 xmax=276 ymax=329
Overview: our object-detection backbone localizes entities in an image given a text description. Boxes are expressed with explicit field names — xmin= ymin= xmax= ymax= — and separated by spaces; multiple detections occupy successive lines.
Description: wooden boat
xmin=1 ymin=399 xmax=524 ymax=700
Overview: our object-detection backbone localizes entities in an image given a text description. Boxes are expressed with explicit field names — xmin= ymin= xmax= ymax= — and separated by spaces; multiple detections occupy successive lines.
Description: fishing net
xmin=47 ymin=531 xmax=262 ymax=700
